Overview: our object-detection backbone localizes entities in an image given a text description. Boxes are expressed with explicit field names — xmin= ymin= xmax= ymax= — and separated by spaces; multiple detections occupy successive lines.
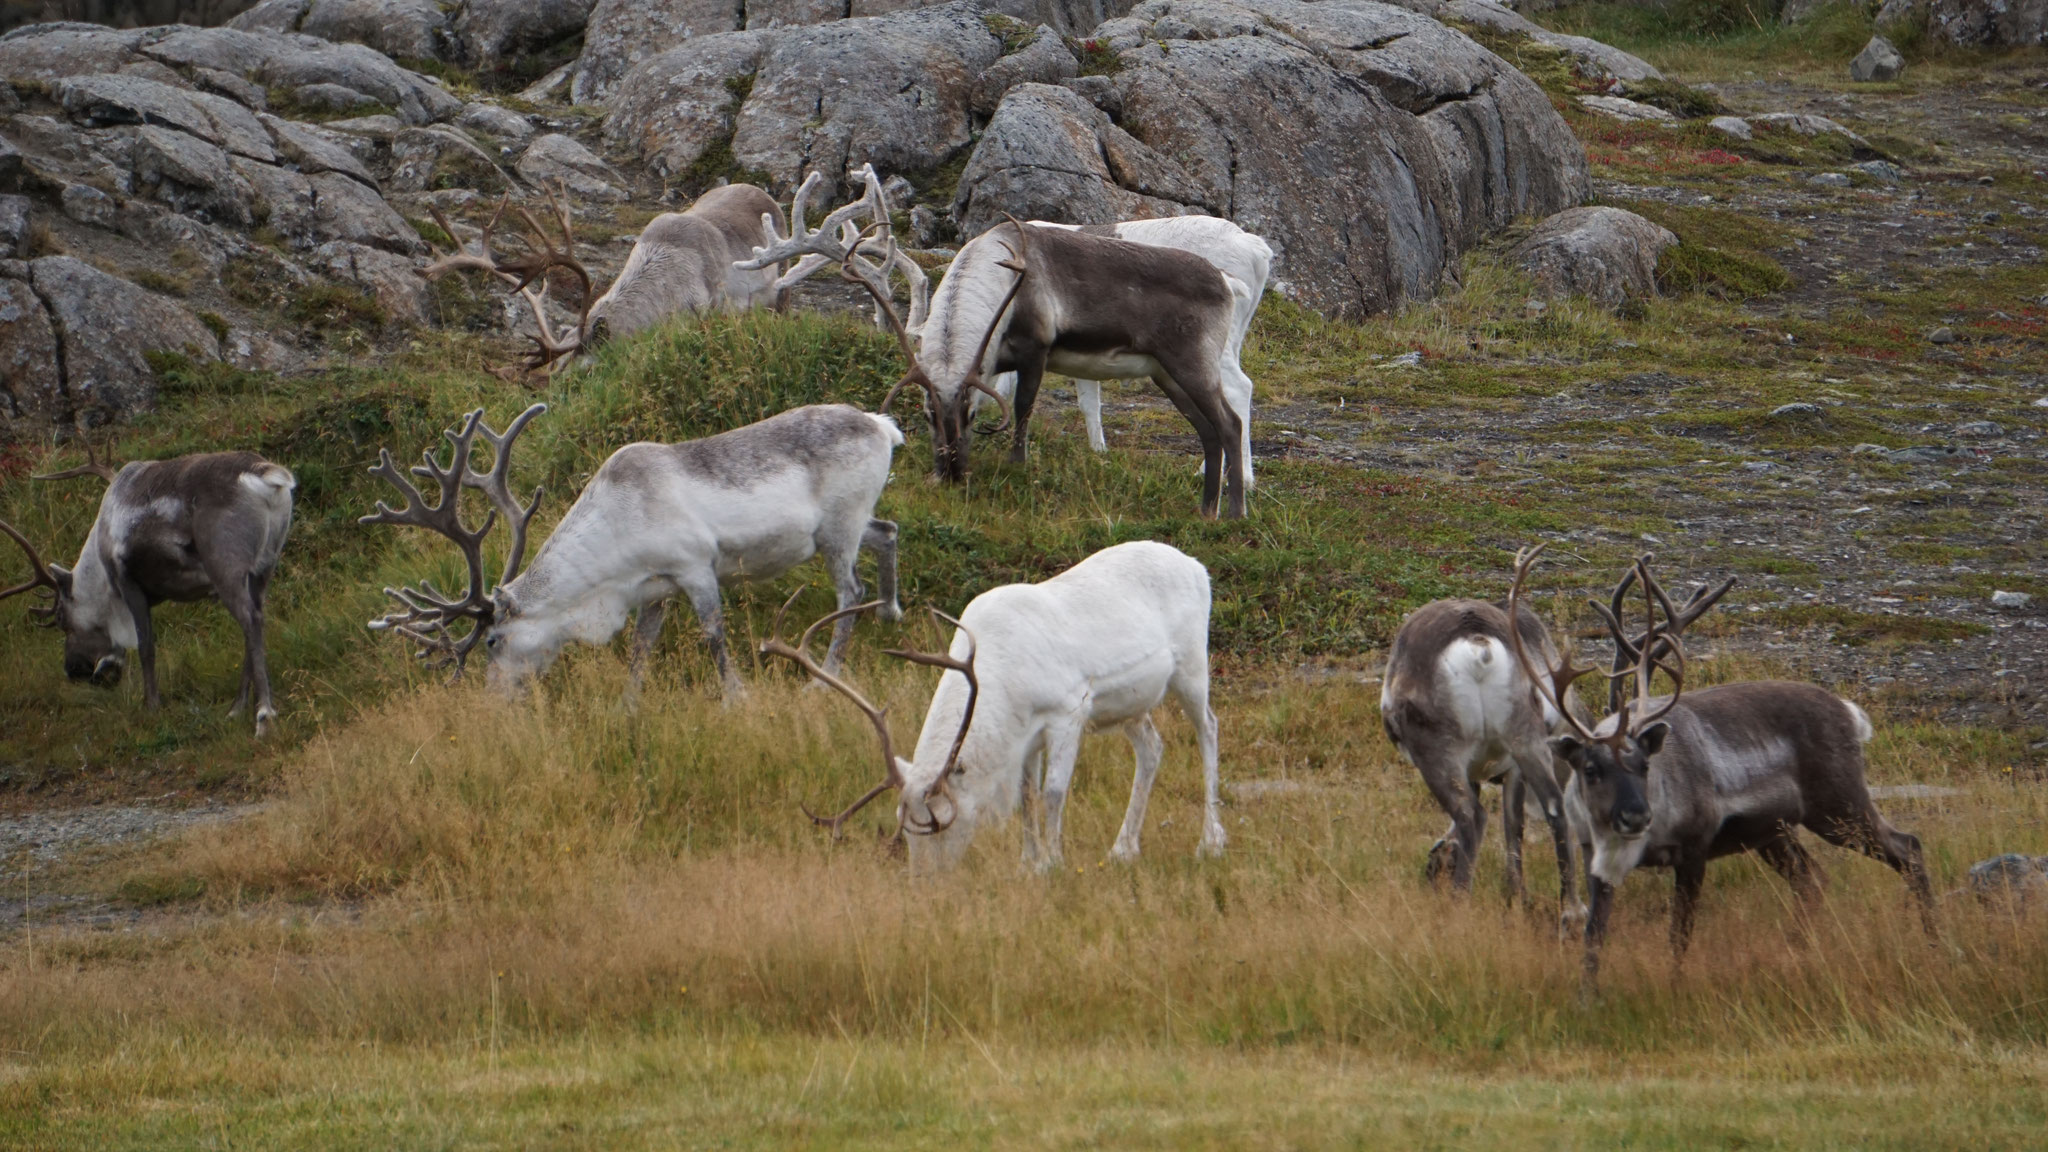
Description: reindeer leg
xmin=860 ymin=519 xmax=901 ymax=623
xmin=625 ymin=598 xmax=669 ymax=705
xmin=1147 ymin=366 xmax=1225 ymax=519
xmin=1501 ymin=771 xmax=1528 ymax=909
xmin=1813 ymin=807 xmax=1937 ymax=937
xmin=1008 ymin=355 xmax=1047 ymax=464
xmin=1111 ymin=715 xmax=1164 ymax=862
xmin=679 ymin=574 xmax=742 ymax=699
xmin=118 ymin=576 xmax=161 ymax=711
xmin=1075 ymin=378 xmax=1107 ymax=452
xmin=1515 ymin=741 xmax=1578 ymax=924
xmin=821 ymin=536 xmax=866 ymax=676
xmin=1417 ymin=753 xmax=1483 ymax=893
xmin=1671 ymin=850 xmax=1707 ymax=963
xmin=1037 ymin=721 xmax=1084 ymax=873
xmin=1181 ymin=674 xmax=1226 ymax=858
xmin=1582 ymin=875 xmax=1616 ymax=994
xmin=240 ymin=569 xmax=277 ymax=737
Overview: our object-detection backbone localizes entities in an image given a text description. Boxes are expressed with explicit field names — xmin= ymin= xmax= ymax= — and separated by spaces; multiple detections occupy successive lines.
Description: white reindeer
xmin=764 ymin=540 xmax=1226 ymax=872
xmin=741 ymin=169 xmax=1257 ymax=518
xmin=420 ymin=183 xmax=786 ymax=373
xmin=1 ymin=442 xmax=294 ymax=736
xmin=361 ymin=403 xmax=901 ymax=695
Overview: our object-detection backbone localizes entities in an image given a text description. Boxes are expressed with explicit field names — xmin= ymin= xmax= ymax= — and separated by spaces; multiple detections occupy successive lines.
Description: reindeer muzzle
xmin=74 ymin=653 xmax=124 ymax=687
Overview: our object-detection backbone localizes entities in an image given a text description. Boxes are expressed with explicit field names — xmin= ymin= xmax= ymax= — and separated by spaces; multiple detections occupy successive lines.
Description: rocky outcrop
xmin=457 ymin=0 xmax=596 ymax=69
xmin=1511 ymin=206 xmax=1675 ymax=309
xmin=958 ymin=0 xmax=1588 ymax=318
xmin=1 ymin=255 xmax=219 ymax=428
xmin=515 ymin=131 xmax=625 ymax=199
xmin=1850 ymin=35 xmax=1903 ymax=82
xmin=1426 ymin=0 xmax=1661 ymax=84
xmin=229 ymin=0 xmax=454 ymax=63
xmin=970 ymin=23 xmax=1075 ymax=114
xmin=605 ymin=3 xmax=1006 ymax=188
xmin=1898 ymin=0 xmax=2048 ymax=46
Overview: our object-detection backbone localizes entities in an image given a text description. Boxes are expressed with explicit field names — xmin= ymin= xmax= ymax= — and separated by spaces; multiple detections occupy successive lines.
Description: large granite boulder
xmin=1422 ymin=0 xmax=1661 ymax=83
xmin=605 ymin=3 xmax=1006 ymax=188
xmin=11 ymin=256 xmax=219 ymax=425
xmin=1926 ymin=0 xmax=2048 ymax=45
xmin=457 ymin=0 xmax=598 ymax=69
xmin=957 ymin=0 xmax=1588 ymax=318
xmin=1510 ymin=206 xmax=1675 ymax=308
xmin=229 ymin=0 xmax=455 ymax=63
xmin=0 ymin=269 xmax=64 ymax=432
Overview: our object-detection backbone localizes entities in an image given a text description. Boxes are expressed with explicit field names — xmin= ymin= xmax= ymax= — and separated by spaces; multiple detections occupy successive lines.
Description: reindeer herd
xmin=0 ymin=166 xmax=1940 ymax=984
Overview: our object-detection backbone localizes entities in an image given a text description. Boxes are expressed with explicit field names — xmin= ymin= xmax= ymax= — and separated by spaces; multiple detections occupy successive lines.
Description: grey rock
xmin=1771 ymin=402 xmax=1823 ymax=417
xmin=971 ymin=24 xmax=1078 ymax=115
xmin=514 ymin=132 xmax=628 ymax=200
xmin=0 ymin=271 xmax=63 ymax=430
xmin=749 ymin=0 xmax=846 ymax=25
xmin=323 ymin=113 xmax=409 ymax=138
xmin=1060 ymin=73 xmax=1121 ymax=116
xmin=1968 ymin=855 xmax=2047 ymax=902
xmin=1576 ymin=94 xmax=1675 ymax=122
xmin=518 ymin=61 xmax=576 ymax=102
xmin=232 ymin=157 xmax=423 ymax=252
xmin=118 ymin=58 xmax=196 ymax=89
xmin=1780 ymin=0 xmax=1832 ymax=20
xmin=1510 ymin=206 xmax=1677 ymax=309
xmin=1707 ymin=115 xmax=1751 ymax=140
xmin=132 ymin=28 xmax=461 ymax=125
xmin=1955 ymin=420 xmax=2003 ymax=437
xmin=1740 ymin=460 xmax=1777 ymax=472
xmin=457 ymin=102 xmax=536 ymax=141
xmin=458 ymin=0 xmax=601 ymax=70
xmin=603 ymin=30 xmax=773 ymax=178
xmin=1928 ymin=325 xmax=1956 ymax=344
xmin=192 ymin=66 xmax=269 ymax=110
xmin=300 ymin=0 xmax=453 ymax=62
xmin=309 ymin=239 xmax=430 ymax=324
xmin=130 ymin=123 xmax=256 ymax=224
xmin=1809 ymin=171 xmax=1852 ymax=188
xmin=574 ymin=0 xmax=744 ymax=103
xmin=389 ymin=125 xmax=513 ymax=193
xmin=1923 ymin=0 xmax=2048 ymax=46
xmin=1750 ymin=111 xmax=1867 ymax=144
xmin=57 ymin=74 xmax=278 ymax=163
xmin=225 ymin=0 xmax=314 ymax=35
xmin=0 ymin=24 xmax=149 ymax=85
xmin=1854 ymin=159 xmax=1905 ymax=183
xmin=290 ymin=82 xmax=381 ymax=112
xmin=1886 ymin=444 xmax=1962 ymax=463
xmin=1436 ymin=0 xmax=1661 ymax=82
xmin=60 ymin=182 xmax=117 ymax=226
xmin=909 ymin=202 xmax=943 ymax=246
xmin=1991 ymin=590 xmax=2033 ymax=609
xmin=28 ymin=254 xmax=218 ymax=423
xmin=0 ymin=195 xmax=29 ymax=257
xmin=956 ymin=83 xmax=1202 ymax=233
xmin=1850 ymin=35 xmax=1904 ymax=82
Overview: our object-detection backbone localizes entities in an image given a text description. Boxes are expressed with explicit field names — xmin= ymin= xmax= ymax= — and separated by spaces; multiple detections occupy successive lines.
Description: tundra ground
xmin=2 ymin=7 xmax=2046 ymax=1147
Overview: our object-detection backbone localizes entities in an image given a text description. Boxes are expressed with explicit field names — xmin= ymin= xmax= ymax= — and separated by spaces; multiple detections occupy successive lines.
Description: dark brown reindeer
xmin=1503 ymin=545 xmax=1935 ymax=985
xmin=1 ymin=441 xmax=295 ymax=736
xmin=743 ymin=171 xmax=1254 ymax=518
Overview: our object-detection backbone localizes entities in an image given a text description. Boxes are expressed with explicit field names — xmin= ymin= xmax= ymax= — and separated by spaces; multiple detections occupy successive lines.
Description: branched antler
xmin=421 ymin=188 xmax=594 ymax=375
xmin=32 ymin=434 xmax=119 ymax=484
xmin=0 ymin=518 xmax=61 ymax=627
xmin=1503 ymin=543 xmax=1607 ymax=746
xmin=359 ymin=404 xmax=547 ymax=676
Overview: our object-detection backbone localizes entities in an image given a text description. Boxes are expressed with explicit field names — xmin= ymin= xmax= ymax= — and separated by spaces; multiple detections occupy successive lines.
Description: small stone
xmin=1850 ymin=36 xmax=1904 ymax=83
xmin=293 ymin=82 xmax=379 ymax=111
xmin=1967 ymin=855 xmax=2048 ymax=902
xmin=1976 ymin=174 xmax=1995 ymax=185
xmin=1927 ymin=326 xmax=1957 ymax=344
xmin=1851 ymin=443 xmax=1890 ymax=455
xmin=60 ymin=183 xmax=115 ymax=227
xmin=1382 ymin=350 xmax=1424 ymax=368
xmin=1771 ymin=402 xmax=1823 ymax=417
xmin=1809 ymin=172 xmax=1853 ymax=188
xmin=909 ymin=204 xmax=944 ymax=248
xmin=1992 ymin=591 xmax=2033 ymax=609
xmin=1982 ymin=211 xmax=2001 ymax=224
xmin=1741 ymin=460 xmax=1777 ymax=472
xmin=1524 ymin=298 xmax=1548 ymax=316
xmin=1888 ymin=445 xmax=1963 ymax=463
xmin=1708 ymin=115 xmax=1752 ymax=141
xmin=881 ymin=174 xmax=918 ymax=207
xmin=1576 ymin=95 xmax=1676 ymax=122
xmin=1854 ymin=160 xmax=1905 ymax=183
xmin=1955 ymin=420 xmax=2003 ymax=437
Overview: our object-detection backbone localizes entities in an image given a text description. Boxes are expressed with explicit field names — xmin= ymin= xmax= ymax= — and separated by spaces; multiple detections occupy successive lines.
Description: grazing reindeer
xmin=764 ymin=540 xmax=1225 ymax=872
xmin=1380 ymin=594 xmax=1585 ymax=913
xmin=1503 ymin=546 xmax=1935 ymax=985
xmin=993 ymin=217 xmax=1272 ymax=489
xmin=742 ymin=172 xmax=1255 ymax=518
xmin=0 ymin=442 xmax=294 ymax=736
xmin=583 ymin=183 xmax=788 ymax=346
xmin=363 ymin=403 xmax=902 ymax=695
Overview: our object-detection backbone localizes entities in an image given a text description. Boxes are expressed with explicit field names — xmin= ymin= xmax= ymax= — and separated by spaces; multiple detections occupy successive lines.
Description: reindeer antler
xmin=0 ymin=518 xmax=62 ymax=627
xmin=1620 ymin=556 xmax=1690 ymax=736
xmin=1589 ymin=555 xmax=1732 ymax=713
xmin=760 ymin=590 xmax=903 ymax=838
xmin=359 ymin=404 xmax=547 ymax=675
xmin=421 ymin=190 xmax=593 ymax=376
xmin=880 ymin=607 xmax=980 ymax=834
xmin=1503 ymin=543 xmax=1606 ymax=746
xmin=32 ymin=434 xmax=119 ymax=483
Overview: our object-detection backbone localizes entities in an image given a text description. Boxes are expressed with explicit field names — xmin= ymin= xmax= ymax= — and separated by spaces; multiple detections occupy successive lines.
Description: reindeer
xmin=583 ymin=183 xmax=788 ymax=347
xmin=418 ymin=183 xmax=785 ymax=375
xmin=741 ymin=171 xmax=1255 ymax=519
xmin=991 ymin=217 xmax=1272 ymax=489
xmin=362 ymin=403 xmax=902 ymax=696
xmin=1503 ymin=545 xmax=1936 ymax=985
xmin=0 ymin=442 xmax=294 ymax=736
xmin=763 ymin=540 xmax=1225 ymax=872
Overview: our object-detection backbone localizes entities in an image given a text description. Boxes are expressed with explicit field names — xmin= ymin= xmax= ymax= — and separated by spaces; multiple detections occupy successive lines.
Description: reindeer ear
xmin=1637 ymin=721 xmax=1670 ymax=756
xmin=1548 ymin=734 xmax=1583 ymax=761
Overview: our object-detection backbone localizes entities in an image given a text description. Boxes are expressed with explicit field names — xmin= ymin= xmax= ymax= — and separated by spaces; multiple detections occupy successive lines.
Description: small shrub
xmin=1621 ymin=78 xmax=1727 ymax=119
xmin=1069 ymin=37 xmax=1125 ymax=76
xmin=129 ymin=266 xmax=191 ymax=297
xmin=197 ymin=310 xmax=231 ymax=344
xmin=286 ymin=281 xmax=388 ymax=332
xmin=409 ymin=215 xmax=455 ymax=251
xmin=984 ymin=12 xmax=1038 ymax=54
xmin=144 ymin=351 xmax=272 ymax=398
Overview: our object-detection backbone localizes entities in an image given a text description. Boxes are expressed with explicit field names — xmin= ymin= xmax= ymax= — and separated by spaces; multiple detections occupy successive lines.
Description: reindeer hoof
xmin=1424 ymin=839 xmax=1454 ymax=885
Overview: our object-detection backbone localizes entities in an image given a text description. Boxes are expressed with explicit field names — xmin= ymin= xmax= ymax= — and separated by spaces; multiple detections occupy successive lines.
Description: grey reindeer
xmin=2 ymin=441 xmax=295 ymax=736
xmin=1503 ymin=545 xmax=1935 ymax=986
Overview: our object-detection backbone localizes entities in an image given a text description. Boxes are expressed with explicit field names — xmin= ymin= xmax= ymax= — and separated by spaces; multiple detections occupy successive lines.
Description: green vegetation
xmin=1069 ymin=36 xmax=1126 ymax=77
xmin=984 ymin=11 xmax=1039 ymax=55
xmin=284 ymin=281 xmax=389 ymax=333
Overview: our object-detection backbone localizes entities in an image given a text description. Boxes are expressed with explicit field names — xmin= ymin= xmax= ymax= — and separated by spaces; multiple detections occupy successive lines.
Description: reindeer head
xmin=1505 ymin=546 xmax=1731 ymax=841
xmin=736 ymin=167 xmax=1016 ymax=483
xmin=760 ymin=594 xmax=981 ymax=866
xmin=2 ymin=442 xmax=127 ymax=686
xmin=360 ymin=404 xmax=547 ymax=686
